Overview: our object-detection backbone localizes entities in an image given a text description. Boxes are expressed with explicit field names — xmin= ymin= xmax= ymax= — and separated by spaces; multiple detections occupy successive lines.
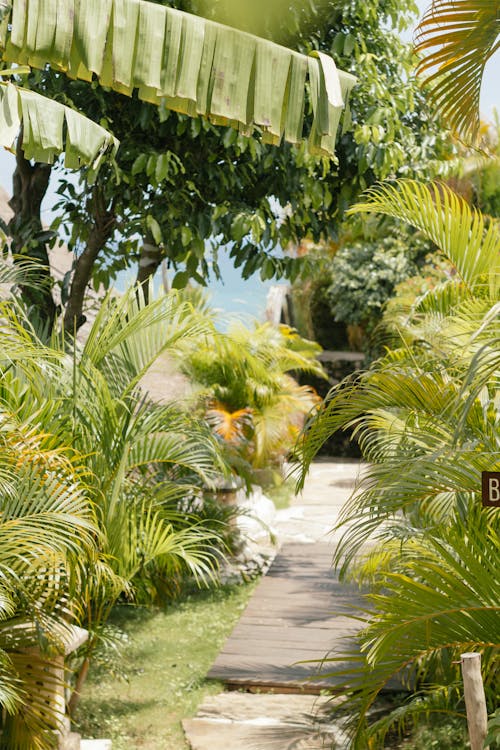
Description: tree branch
xmin=63 ymin=186 xmax=116 ymax=333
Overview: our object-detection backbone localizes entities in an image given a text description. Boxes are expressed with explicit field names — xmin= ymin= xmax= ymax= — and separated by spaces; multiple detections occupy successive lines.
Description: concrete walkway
xmin=183 ymin=460 xmax=365 ymax=750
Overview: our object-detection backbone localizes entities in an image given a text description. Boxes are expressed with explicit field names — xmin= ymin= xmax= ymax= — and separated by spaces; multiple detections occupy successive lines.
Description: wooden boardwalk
xmin=208 ymin=542 xmax=365 ymax=693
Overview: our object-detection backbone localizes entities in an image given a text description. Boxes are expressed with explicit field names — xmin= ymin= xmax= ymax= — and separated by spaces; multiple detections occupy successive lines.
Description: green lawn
xmin=74 ymin=582 xmax=256 ymax=749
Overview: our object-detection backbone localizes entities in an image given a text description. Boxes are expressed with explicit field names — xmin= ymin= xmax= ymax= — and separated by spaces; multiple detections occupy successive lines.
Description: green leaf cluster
xmin=12 ymin=0 xmax=453 ymax=324
xmin=295 ymin=180 xmax=500 ymax=746
xmin=326 ymin=232 xmax=430 ymax=327
xmin=177 ymin=308 xmax=325 ymax=474
xmin=0 ymin=277 xmax=236 ymax=747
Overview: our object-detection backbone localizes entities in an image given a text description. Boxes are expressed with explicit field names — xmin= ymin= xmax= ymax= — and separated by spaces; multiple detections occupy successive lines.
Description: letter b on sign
xmin=481 ymin=472 xmax=500 ymax=507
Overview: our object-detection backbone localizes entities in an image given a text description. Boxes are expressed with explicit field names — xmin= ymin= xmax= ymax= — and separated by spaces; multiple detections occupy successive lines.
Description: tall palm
xmin=0 ymin=356 xmax=102 ymax=747
xmin=415 ymin=0 xmax=500 ymax=144
xmin=0 ymin=282 xmax=233 ymax=725
xmin=295 ymin=180 xmax=500 ymax=745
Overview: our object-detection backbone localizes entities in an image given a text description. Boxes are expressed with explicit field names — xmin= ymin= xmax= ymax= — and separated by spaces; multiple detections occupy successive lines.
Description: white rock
xmin=236 ymin=486 xmax=277 ymax=540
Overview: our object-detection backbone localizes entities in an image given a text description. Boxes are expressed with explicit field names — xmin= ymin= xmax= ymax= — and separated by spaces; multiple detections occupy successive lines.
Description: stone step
xmin=61 ymin=732 xmax=81 ymax=750
xmin=183 ymin=692 xmax=350 ymax=750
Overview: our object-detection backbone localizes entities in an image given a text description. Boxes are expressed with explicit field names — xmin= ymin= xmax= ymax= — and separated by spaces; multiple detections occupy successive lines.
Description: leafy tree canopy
xmin=4 ymin=0 xmax=452 ymax=331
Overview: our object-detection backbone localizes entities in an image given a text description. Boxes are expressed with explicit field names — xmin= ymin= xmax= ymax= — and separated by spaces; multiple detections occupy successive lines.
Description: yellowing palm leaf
xmin=206 ymin=402 xmax=253 ymax=445
xmin=414 ymin=0 xmax=500 ymax=144
xmin=0 ymin=0 xmax=356 ymax=156
xmin=348 ymin=179 xmax=500 ymax=289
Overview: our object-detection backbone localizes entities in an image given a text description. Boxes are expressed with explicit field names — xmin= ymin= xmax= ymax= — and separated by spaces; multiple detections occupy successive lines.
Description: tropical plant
xmin=0 ymin=278 xmax=237 ymax=738
xmin=0 ymin=61 xmax=120 ymax=328
xmin=414 ymin=0 xmax=500 ymax=144
xmin=179 ymin=312 xmax=325 ymax=481
xmin=320 ymin=229 xmax=436 ymax=356
xmin=0 ymin=283 xmax=104 ymax=748
xmin=295 ymin=179 xmax=500 ymax=746
xmin=2 ymin=0 xmax=454 ymax=332
xmin=23 ymin=287 xmax=231 ymax=707
xmin=0 ymin=427 xmax=100 ymax=749
xmin=0 ymin=0 xmax=359 ymax=330
xmin=0 ymin=0 xmax=353 ymax=156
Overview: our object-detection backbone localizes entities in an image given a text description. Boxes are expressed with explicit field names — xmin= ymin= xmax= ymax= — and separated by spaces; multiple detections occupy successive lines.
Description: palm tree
xmin=0 ymin=279 xmax=237 ymax=736
xmin=178 ymin=314 xmax=325 ymax=479
xmin=414 ymin=0 xmax=500 ymax=144
xmin=295 ymin=180 xmax=500 ymax=746
xmin=0 ymin=294 xmax=102 ymax=747
xmin=0 ymin=0 xmax=355 ymax=159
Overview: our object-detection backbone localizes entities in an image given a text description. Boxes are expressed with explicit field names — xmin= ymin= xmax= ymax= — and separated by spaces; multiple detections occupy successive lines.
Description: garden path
xmin=183 ymin=459 xmax=365 ymax=750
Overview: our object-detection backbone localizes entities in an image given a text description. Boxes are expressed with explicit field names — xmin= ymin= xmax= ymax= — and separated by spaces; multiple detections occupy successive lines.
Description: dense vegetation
xmin=1 ymin=0 xmax=450 ymax=331
xmin=297 ymin=179 xmax=500 ymax=746
xmin=0 ymin=0 xmax=499 ymax=748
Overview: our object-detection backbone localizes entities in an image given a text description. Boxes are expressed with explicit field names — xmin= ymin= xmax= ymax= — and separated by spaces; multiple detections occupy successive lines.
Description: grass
xmin=395 ymin=718 xmax=469 ymax=748
xmin=74 ymin=581 xmax=256 ymax=749
xmin=73 ymin=580 xmax=471 ymax=750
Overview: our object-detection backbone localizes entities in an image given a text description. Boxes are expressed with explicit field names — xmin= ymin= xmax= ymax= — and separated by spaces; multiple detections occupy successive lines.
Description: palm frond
xmin=80 ymin=287 xmax=212 ymax=397
xmin=348 ymin=180 xmax=500 ymax=288
xmin=105 ymin=497 xmax=220 ymax=586
xmin=414 ymin=0 xmax=500 ymax=144
xmin=0 ymin=647 xmax=22 ymax=714
xmin=318 ymin=512 xmax=499 ymax=748
xmin=128 ymin=428 xmax=222 ymax=484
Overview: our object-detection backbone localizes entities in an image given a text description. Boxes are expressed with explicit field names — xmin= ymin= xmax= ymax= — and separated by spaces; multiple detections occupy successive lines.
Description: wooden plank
xmin=218 ymin=641 xmax=338 ymax=657
xmin=228 ymin=623 xmax=340 ymax=640
xmin=208 ymin=542 xmax=365 ymax=691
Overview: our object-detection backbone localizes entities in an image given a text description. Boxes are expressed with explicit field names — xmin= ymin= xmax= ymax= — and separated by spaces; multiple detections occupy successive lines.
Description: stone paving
xmin=183 ymin=460 xmax=365 ymax=750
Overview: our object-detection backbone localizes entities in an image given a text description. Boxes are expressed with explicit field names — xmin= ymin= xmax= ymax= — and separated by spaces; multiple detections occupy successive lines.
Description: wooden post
xmin=461 ymin=652 xmax=489 ymax=750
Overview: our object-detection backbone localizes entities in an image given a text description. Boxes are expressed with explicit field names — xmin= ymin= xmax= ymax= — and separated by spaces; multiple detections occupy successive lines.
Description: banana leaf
xmin=0 ymin=79 xmax=118 ymax=167
xmin=0 ymin=0 xmax=357 ymax=156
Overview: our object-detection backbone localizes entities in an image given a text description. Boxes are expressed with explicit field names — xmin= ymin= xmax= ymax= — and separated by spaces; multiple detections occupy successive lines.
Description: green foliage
xmin=470 ymin=118 xmax=500 ymax=219
xmin=414 ymin=0 xmax=499 ymax=146
xmin=0 ymin=310 xmax=102 ymax=747
xmin=177 ymin=307 xmax=325 ymax=476
xmin=294 ymin=180 xmax=500 ymax=747
xmin=327 ymin=232 xmax=429 ymax=327
xmin=393 ymin=713 xmax=468 ymax=748
xmin=485 ymin=708 xmax=500 ymax=748
xmin=0 ymin=275 xmax=240 ymax=747
xmin=6 ymin=0 xmax=453 ymax=332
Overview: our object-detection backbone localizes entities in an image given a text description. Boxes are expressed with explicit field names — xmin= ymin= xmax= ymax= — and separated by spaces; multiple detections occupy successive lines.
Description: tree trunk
xmin=8 ymin=139 xmax=56 ymax=329
xmin=63 ymin=185 xmax=116 ymax=333
xmin=67 ymin=655 xmax=90 ymax=718
xmin=135 ymin=231 xmax=163 ymax=304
